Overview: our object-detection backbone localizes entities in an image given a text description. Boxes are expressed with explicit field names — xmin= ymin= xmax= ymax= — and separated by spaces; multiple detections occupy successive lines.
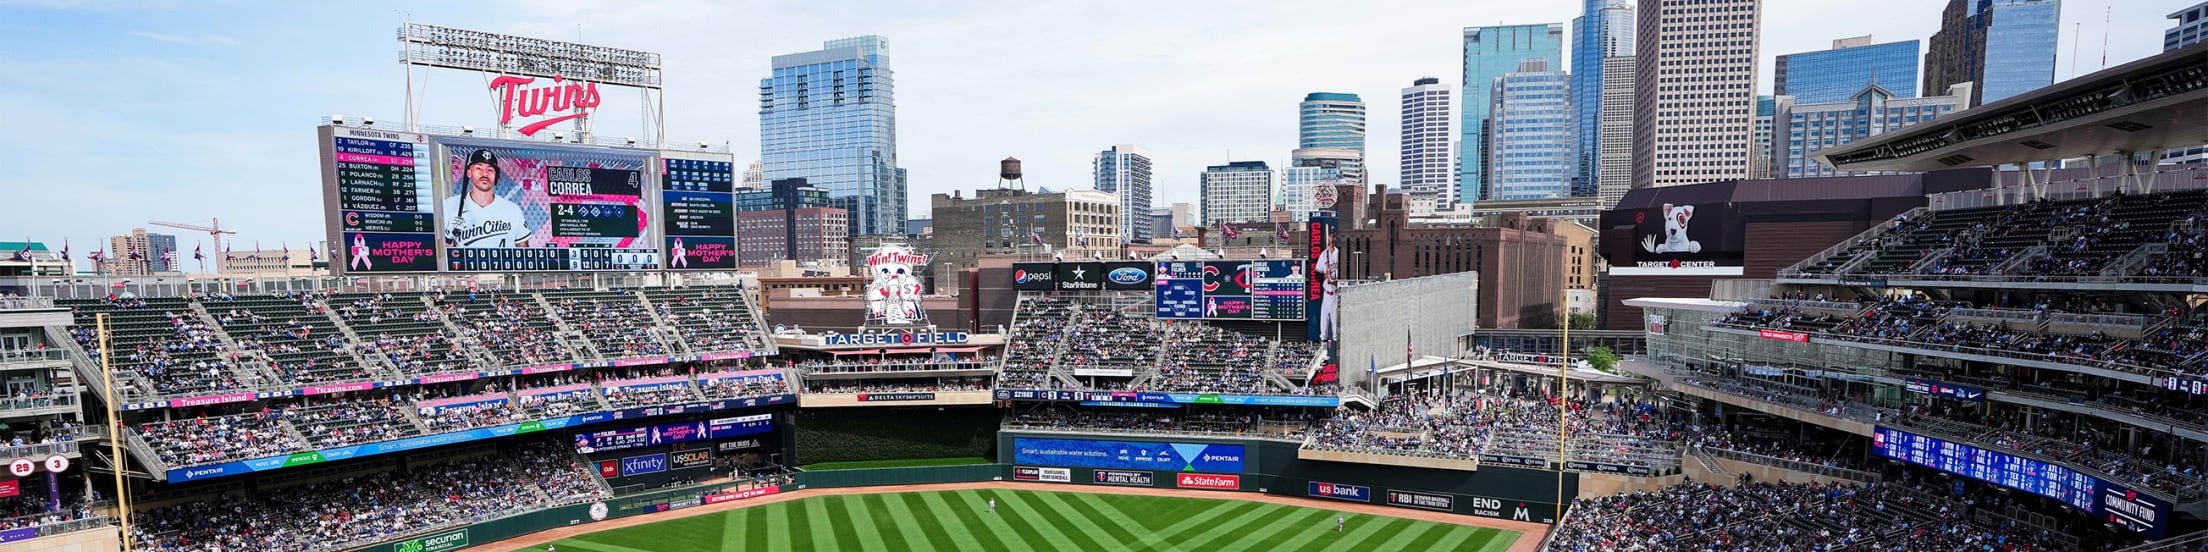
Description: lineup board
xmin=1155 ymin=259 xmax=1307 ymax=320
xmin=660 ymin=153 xmax=737 ymax=270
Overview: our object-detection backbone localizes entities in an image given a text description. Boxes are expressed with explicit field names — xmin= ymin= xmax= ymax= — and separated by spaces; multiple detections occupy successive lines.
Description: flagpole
xmin=1555 ymin=286 xmax=1570 ymax=523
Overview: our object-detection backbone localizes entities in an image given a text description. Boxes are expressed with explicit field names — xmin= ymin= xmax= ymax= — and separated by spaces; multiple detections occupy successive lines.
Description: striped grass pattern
xmin=513 ymin=489 xmax=1520 ymax=551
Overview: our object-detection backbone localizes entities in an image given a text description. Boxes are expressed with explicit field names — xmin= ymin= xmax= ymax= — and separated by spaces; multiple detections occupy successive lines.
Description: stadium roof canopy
xmin=1818 ymin=41 xmax=2208 ymax=172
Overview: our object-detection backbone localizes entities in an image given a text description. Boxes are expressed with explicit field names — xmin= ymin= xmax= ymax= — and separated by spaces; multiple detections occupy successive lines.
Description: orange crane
xmin=149 ymin=218 xmax=236 ymax=273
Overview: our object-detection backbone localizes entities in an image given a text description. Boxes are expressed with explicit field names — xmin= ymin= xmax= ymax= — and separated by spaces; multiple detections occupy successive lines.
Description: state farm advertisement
xmin=1176 ymin=473 xmax=1240 ymax=490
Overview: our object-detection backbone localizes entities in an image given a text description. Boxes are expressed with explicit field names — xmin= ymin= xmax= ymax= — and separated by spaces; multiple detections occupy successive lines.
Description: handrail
xmin=0 ymin=297 xmax=55 ymax=310
xmin=1779 ymin=206 xmax=1926 ymax=277
xmin=0 ymin=349 xmax=69 ymax=365
xmin=30 ymin=515 xmax=112 ymax=538
xmin=1943 ymin=307 xmax=2043 ymax=323
xmin=1694 ymin=445 xmax=1877 ymax=483
xmin=1712 ymin=321 xmax=2180 ymax=380
xmin=2113 ymin=528 xmax=2208 ymax=552
xmin=2044 ymin=311 xmax=2155 ymax=329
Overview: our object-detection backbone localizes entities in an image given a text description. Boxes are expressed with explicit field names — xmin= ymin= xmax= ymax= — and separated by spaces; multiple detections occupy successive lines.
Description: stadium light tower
xmin=149 ymin=218 xmax=235 ymax=273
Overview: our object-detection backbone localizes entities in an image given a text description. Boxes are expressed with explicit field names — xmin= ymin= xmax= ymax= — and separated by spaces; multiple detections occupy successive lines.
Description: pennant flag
xmin=310 ymin=246 xmax=320 ymax=262
xmin=1220 ymin=222 xmax=1239 ymax=239
xmin=1030 ymin=230 xmax=1044 ymax=245
xmin=194 ymin=245 xmax=205 ymax=261
xmin=90 ymin=248 xmax=105 ymax=262
xmin=9 ymin=242 xmax=28 ymax=262
xmin=59 ymin=240 xmax=70 ymax=262
xmin=281 ymin=243 xmax=291 ymax=261
xmin=128 ymin=243 xmax=141 ymax=260
xmin=1275 ymin=223 xmax=1290 ymax=241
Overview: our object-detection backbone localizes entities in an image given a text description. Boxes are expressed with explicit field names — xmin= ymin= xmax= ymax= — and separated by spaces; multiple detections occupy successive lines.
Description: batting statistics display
xmin=321 ymin=126 xmax=440 ymax=273
xmin=1156 ymin=260 xmax=1307 ymax=321
xmin=659 ymin=153 xmax=737 ymax=270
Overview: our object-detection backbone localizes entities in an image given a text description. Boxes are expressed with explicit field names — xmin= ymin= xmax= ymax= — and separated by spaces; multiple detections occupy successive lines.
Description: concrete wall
xmin=0 ymin=527 xmax=118 ymax=552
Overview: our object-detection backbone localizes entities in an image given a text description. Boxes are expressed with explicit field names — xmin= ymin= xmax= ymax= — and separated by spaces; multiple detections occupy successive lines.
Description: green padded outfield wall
xmin=794 ymin=406 xmax=997 ymax=465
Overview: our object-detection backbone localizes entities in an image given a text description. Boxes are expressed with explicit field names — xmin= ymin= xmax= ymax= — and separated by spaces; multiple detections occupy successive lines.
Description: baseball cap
xmin=467 ymin=149 xmax=499 ymax=169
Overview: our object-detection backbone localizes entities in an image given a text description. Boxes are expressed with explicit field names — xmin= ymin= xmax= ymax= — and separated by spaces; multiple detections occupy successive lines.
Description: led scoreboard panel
xmin=435 ymin=137 xmax=660 ymax=271
xmin=659 ymin=152 xmax=737 ymax=270
xmin=1156 ymin=260 xmax=1307 ymax=320
xmin=1872 ymin=426 xmax=2168 ymax=537
xmin=320 ymin=126 xmax=440 ymax=273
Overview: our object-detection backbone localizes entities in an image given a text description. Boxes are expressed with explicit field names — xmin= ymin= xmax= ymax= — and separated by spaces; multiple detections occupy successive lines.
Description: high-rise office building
xmin=1297 ymin=93 xmax=1365 ymax=183
xmin=146 ymin=232 xmax=177 ymax=273
xmin=1596 ymin=55 xmax=1636 ymax=208
xmin=759 ymin=35 xmax=905 ymax=237
xmin=1486 ymin=60 xmax=1575 ymax=200
xmin=1278 ymin=163 xmax=1341 ymax=223
xmin=1631 ymin=0 xmax=1762 ymax=189
xmin=1925 ymin=0 xmax=2060 ymax=107
xmin=1776 ymin=83 xmax=1971 ymax=178
xmin=1775 ymin=36 xmax=1921 ymax=104
xmin=1290 ymin=147 xmax=1362 ymax=191
xmin=2171 ymin=2 xmax=2208 ymax=51
xmin=101 ymin=228 xmax=174 ymax=276
xmin=735 ymin=178 xmax=849 ymax=267
xmin=1200 ymin=161 xmax=1273 ymax=225
xmin=1749 ymin=95 xmax=1775 ymax=179
xmin=1399 ymin=78 xmax=1454 ymax=204
xmin=1463 ymin=24 xmax=1564 ymax=206
xmin=1093 ymin=144 xmax=1154 ymax=243
xmin=1571 ymin=0 xmax=1635 ymax=198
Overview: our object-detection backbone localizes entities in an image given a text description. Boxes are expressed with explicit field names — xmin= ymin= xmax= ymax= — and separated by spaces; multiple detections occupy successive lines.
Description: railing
xmin=2114 ymin=529 xmax=2208 ymax=552
xmin=803 ymin=361 xmax=999 ymax=374
xmin=1926 ymin=167 xmax=2208 ymax=211
xmin=30 ymin=515 xmax=112 ymax=539
xmin=1943 ymin=307 xmax=2042 ymax=324
xmin=2045 ymin=311 xmax=2156 ymax=330
xmin=0 ymin=348 xmax=68 ymax=365
xmin=2104 ymin=243 xmax=2171 ymax=277
xmin=1695 ymin=445 xmax=1877 ymax=484
xmin=0 ymin=394 xmax=77 ymax=412
xmin=0 ymin=297 xmax=55 ymax=310
xmin=1778 ymin=207 xmax=1926 ymax=277
xmin=1672 ymin=375 xmax=1881 ymax=423
xmin=1713 ymin=321 xmax=2180 ymax=381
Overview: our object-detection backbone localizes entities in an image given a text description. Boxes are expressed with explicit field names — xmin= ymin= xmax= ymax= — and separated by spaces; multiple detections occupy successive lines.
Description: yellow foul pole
xmin=99 ymin=313 xmax=132 ymax=552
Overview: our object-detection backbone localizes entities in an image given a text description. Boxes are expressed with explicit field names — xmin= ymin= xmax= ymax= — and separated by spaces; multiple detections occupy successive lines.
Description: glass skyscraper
xmin=1571 ymin=0 xmax=1634 ymax=198
xmin=1297 ymin=93 xmax=1365 ymax=184
xmin=1463 ymin=24 xmax=1563 ymax=205
xmin=1926 ymin=0 xmax=2060 ymax=106
xmin=1775 ymin=36 xmax=1920 ymax=104
xmin=1093 ymin=144 xmax=1154 ymax=243
xmin=1487 ymin=62 xmax=1574 ymax=200
xmin=759 ymin=35 xmax=905 ymax=237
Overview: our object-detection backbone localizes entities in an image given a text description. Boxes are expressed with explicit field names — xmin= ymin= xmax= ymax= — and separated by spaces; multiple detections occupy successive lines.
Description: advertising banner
xmin=1102 ymin=261 xmax=1154 ymax=290
xmin=1611 ymin=202 xmax=1744 ymax=276
xmin=704 ymin=486 xmax=780 ymax=504
xmin=670 ymin=449 xmax=713 ymax=470
xmin=857 ymin=393 xmax=936 ymax=402
xmin=0 ymin=481 xmax=14 ymax=498
xmin=1464 ymin=496 xmax=1558 ymax=524
xmin=1758 ymin=330 xmax=1809 ymax=342
xmin=1091 ymin=469 xmax=1154 ymax=487
xmin=619 ymin=453 xmax=668 ymax=477
xmin=1175 ymin=473 xmax=1240 ymax=490
xmin=1386 ymin=490 xmax=1454 ymax=512
xmin=1904 ymin=379 xmax=1987 ymax=402
xmin=340 ymin=232 xmax=440 ymax=273
xmin=0 ymin=527 xmax=34 ymax=544
xmin=1011 ymin=263 xmax=1058 ymax=291
xmin=1055 ymin=262 xmax=1104 ymax=290
xmin=1013 ymin=466 xmax=1072 ymax=482
xmin=393 ymin=528 xmax=469 ymax=552
xmin=1308 ymin=482 xmax=1370 ymax=502
xmin=1012 ymin=438 xmax=1244 ymax=472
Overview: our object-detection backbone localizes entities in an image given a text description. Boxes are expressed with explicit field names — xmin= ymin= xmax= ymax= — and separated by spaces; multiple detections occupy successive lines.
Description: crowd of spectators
xmin=437 ymin=291 xmax=574 ymax=367
xmin=649 ymin=288 xmax=763 ymax=354
xmin=280 ymin=397 xmax=424 ymax=449
xmin=696 ymin=372 xmax=788 ymax=399
xmin=548 ymin=292 xmax=668 ymax=359
xmin=1004 ymin=404 xmax=1313 ymax=438
xmin=133 ymin=438 xmax=602 ymax=552
xmin=137 ymin=412 xmax=304 ymax=466
xmin=798 ymin=353 xmax=997 ymax=374
xmin=1547 ymin=480 xmax=2097 ymax=552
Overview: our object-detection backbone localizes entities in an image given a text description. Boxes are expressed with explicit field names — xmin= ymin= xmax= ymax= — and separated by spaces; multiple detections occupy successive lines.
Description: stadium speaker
xmin=553 ymin=132 xmax=566 ymax=141
xmin=626 ymin=137 xmax=637 ymax=145
xmin=699 ymin=142 xmax=710 ymax=150
xmin=362 ymin=116 xmax=374 ymax=127
xmin=463 ymin=126 xmax=475 ymax=135
xmin=331 ymin=114 xmax=345 ymax=125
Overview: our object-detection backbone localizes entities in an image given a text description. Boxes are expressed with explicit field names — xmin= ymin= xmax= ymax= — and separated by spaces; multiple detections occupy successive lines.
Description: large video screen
xmin=1157 ymin=260 xmax=1307 ymax=321
xmin=322 ymin=126 xmax=441 ymax=273
xmin=660 ymin=153 xmax=737 ymax=270
xmin=435 ymin=137 xmax=659 ymax=271
xmin=1873 ymin=426 xmax=2167 ymax=537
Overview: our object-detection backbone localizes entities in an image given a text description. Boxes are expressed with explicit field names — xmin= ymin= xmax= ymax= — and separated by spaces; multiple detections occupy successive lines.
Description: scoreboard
xmin=319 ymin=125 xmax=739 ymax=274
xmin=321 ymin=126 xmax=439 ymax=272
xmin=1872 ymin=426 xmax=2168 ymax=537
xmin=659 ymin=154 xmax=737 ymax=270
xmin=1155 ymin=259 xmax=1307 ymax=321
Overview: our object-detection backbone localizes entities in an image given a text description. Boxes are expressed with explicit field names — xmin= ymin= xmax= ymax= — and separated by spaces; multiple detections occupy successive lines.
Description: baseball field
xmin=505 ymin=488 xmax=1525 ymax=551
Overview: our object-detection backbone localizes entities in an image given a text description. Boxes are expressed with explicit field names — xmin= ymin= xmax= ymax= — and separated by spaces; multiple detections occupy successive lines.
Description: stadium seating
xmin=997 ymin=292 xmax=1323 ymax=395
xmin=1548 ymin=480 xmax=2109 ymax=552
xmin=1791 ymin=190 xmax=2208 ymax=282
xmin=640 ymin=286 xmax=766 ymax=354
xmin=205 ymin=292 xmax=373 ymax=385
xmin=61 ymin=297 xmax=255 ymax=396
xmin=331 ymin=292 xmax=473 ymax=376
xmin=542 ymin=289 xmax=669 ymax=359
xmin=438 ymin=291 xmax=576 ymax=367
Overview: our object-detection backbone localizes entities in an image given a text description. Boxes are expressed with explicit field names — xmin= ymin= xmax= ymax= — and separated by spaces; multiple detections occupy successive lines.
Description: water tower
xmin=998 ymin=157 xmax=1025 ymax=191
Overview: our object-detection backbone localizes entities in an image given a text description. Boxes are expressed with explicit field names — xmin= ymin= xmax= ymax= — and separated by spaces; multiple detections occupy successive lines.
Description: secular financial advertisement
xmin=1610 ymin=202 xmax=1743 ymax=276
xmin=435 ymin=137 xmax=660 ymax=272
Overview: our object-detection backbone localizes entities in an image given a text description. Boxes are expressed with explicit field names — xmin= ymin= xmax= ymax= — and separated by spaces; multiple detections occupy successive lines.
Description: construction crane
xmin=149 ymin=218 xmax=236 ymax=273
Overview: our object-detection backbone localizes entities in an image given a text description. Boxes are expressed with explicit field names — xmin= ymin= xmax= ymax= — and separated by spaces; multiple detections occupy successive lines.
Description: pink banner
xmin=699 ymin=352 xmax=755 ymax=362
xmin=417 ymin=372 xmax=482 ymax=385
xmin=698 ymin=369 xmax=782 ymax=381
xmin=604 ymin=375 xmax=689 ymax=390
xmin=613 ymin=357 xmax=669 ymax=367
xmin=521 ymin=364 xmax=576 ymax=375
xmin=417 ymin=392 xmax=509 ymax=409
xmin=303 ymin=382 xmax=374 ymax=395
xmin=169 ymin=393 xmax=254 ymax=408
xmin=519 ymin=383 xmax=593 ymax=397
xmin=333 ymin=152 xmax=415 ymax=165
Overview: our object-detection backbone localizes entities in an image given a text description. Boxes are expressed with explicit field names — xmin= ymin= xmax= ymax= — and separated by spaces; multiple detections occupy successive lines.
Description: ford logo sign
xmin=1107 ymin=267 xmax=1147 ymax=284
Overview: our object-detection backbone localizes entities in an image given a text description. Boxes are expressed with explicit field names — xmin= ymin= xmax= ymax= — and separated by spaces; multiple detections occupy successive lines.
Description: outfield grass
xmin=514 ymin=489 xmax=1520 ymax=552
xmin=798 ymin=456 xmax=992 ymax=471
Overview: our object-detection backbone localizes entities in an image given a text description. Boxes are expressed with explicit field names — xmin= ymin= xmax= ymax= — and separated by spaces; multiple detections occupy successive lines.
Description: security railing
xmin=1694 ymin=445 xmax=1877 ymax=484
xmin=0 ymin=297 xmax=54 ymax=310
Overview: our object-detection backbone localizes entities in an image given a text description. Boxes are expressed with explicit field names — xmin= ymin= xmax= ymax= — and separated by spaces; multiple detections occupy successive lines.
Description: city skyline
xmin=0 ymin=0 xmax=2175 ymax=259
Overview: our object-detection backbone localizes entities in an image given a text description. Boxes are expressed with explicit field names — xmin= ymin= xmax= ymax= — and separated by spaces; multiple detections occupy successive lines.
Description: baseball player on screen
xmin=444 ymin=149 xmax=532 ymax=248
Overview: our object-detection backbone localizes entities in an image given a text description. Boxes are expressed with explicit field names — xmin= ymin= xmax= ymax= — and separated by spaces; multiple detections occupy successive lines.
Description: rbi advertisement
xmin=1012 ymin=438 xmax=1244 ymax=472
xmin=435 ymin=137 xmax=659 ymax=271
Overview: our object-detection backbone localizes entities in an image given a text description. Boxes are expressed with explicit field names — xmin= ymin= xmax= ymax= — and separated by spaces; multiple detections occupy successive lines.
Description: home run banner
xmin=1012 ymin=438 xmax=1244 ymax=472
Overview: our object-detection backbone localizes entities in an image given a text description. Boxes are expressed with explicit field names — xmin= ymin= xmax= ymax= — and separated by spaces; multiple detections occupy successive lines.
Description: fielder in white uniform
xmin=444 ymin=149 xmax=533 ymax=248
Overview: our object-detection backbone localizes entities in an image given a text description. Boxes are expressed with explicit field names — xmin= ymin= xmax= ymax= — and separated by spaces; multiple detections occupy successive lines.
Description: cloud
xmin=128 ymin=31 xmax=239 ymax=45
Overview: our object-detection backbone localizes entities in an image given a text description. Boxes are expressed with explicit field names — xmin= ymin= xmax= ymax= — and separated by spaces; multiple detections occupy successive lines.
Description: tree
xmin=1569 ymin=312 xmax=1596 ymax=330
xmin=1585 ymin=346 xmax=1618 ymax=374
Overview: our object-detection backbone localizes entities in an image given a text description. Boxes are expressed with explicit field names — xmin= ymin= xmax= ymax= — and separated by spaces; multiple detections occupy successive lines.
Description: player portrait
xmin=443 ymin=148 xmax=534 ymax=248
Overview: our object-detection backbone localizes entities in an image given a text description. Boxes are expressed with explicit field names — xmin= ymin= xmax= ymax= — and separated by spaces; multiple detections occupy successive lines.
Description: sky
xmin=0 ymin=0 xmax=2182 ymax=267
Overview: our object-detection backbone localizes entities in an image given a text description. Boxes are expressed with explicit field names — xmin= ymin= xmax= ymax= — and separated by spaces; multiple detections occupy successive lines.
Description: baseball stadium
xmin=3 ymin=11 xmax=2208 ymax=552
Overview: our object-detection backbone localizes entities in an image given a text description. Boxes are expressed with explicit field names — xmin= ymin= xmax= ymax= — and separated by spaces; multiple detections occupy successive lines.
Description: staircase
xmin=421 ymin=295 xmax=504 ymax=369
xmin=188 ymin=301 xmax=282 ymax=389
xmin=311 ymin=297 xmax=402 ymax=377
xmin=530 ymin=293 xmax=603 ymax=363
xmin=633 ymin=293 xmax=691 ymax=356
